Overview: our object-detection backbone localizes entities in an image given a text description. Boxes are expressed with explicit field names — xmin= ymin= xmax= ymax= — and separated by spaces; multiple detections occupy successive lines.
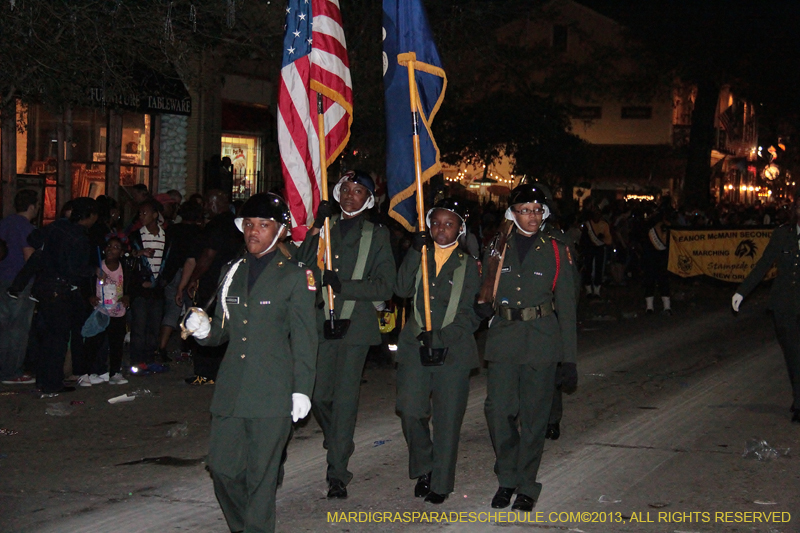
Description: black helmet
xmin=333 ymin=170 xmax=377 ymax=213
xmin=235 ymin=193 xmax=292 ymax=232
xmin=338 ymin=170 xmax=376 ymax=195
xmin=508 ymin=183 xmax=548 ymax=207
xmin=426 ymin=197 xmax=468 ymax=227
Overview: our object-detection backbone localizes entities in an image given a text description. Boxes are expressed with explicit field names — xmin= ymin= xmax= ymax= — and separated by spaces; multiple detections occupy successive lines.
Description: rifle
xmin=477 ymin=220 xmax=513 ymax=304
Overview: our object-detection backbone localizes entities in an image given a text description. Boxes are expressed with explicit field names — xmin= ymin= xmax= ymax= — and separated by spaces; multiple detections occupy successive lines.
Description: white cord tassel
xmin=220 ymin=259 xmax=244 ymax=321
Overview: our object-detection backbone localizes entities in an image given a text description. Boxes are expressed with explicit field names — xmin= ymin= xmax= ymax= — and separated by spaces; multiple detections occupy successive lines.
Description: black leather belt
xmin=498 ymin=302 xmax=555 ymax=321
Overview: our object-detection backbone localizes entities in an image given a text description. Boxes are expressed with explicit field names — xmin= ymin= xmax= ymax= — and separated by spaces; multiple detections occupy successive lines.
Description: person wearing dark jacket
xmin=733 ymin=195 xmax=800 ymax=424
xmin=157 ymin=201 xmax=204 ymax=360
xmin=475 ymin=184 xmax=578 ymax=512
xmin=184 ymin=190 xmax=242 ymax=384
xmin=184 ymin=193 xmax=317 ymax=533
xmin=30 ymin=197 xmax=98 ymax=393
xmin=394 ymin=199 xmax=481 ymax=504
xmin=295 ymin=171 xmax=396 ymax=499
xmin=127 ymin=198 xmax=171 ymax=370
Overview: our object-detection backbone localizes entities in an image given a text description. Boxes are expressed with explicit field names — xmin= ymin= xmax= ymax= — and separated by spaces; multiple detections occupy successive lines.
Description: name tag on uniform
xmin=225 ymin=296 xmax=240 ymax=304
xmin=260 ymin=300 xmax=271 ymax=305
xmin=501 ymin=266 xmax=511 ymax=273
xmin=534 ymin=271 xmax=543 ymax=276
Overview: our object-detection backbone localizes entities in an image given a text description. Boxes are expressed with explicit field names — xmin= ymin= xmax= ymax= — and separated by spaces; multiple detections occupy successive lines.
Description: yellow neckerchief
xmin=434 ymin=242 xmax=457 ymax=276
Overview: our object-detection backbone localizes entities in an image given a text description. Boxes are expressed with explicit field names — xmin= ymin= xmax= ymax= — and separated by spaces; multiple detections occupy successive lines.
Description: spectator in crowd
xmin=30 ymin=197 xmax=97 ymax=393
xmin=183 ymin=190 xmax=242 ymax=385
xmin=188 ymin=193 xmax=205 ymax=208
xmin=157 ymin=201 xmax=204 ymax=361
xmin=0 ymin=190 xmax=39 ymax=385
xmin=124 ymin=184 xmax=151 ymax=231
xmin=88 ymin=196 xmax=122 ymax=264
xmin=155 ymin=193 xmax=180 ymax=226
xmin=167 ymin=189 xmax=183 ymax=205
xmin=82 ymin=236 xmax=130 ymax=385
xmin=581 ymin=206 xmax=612 ymax=298
xmin=219 ymin=157 xmax=233 ymax=199
xmin=128 ymin=198 xmax=170 ymax=371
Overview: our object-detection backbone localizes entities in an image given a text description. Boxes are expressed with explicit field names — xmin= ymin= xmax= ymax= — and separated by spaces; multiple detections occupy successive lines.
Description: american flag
xmin=278 ymin=0 xmax=353 ymax=243
xmin=719 ymin=105 xmax=734 ymax=131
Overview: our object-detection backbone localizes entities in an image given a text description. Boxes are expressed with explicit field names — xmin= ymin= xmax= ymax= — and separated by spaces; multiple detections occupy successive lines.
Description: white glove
xmin=186 ymin=310 xmax=211 ymax=339
xmin=731 ymin=293 xmax=744 ymax=312
xmin=291 ymin=393 xmax=311 ymax=422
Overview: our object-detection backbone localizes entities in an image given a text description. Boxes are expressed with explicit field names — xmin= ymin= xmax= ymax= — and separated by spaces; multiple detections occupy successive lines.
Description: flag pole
xmin=404 ymin=52 xmax=433 ymax=332
xmin=317 ymin=93 xmax=337 ymax=323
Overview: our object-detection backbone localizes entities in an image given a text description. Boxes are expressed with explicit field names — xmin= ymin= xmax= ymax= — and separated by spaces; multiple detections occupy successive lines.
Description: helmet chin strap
xmin=253 ymin=226 xmax=286 ymax=257
xmin=435 ymin=239 xmax=459 ymax=249
xmin=426 ymin=209 xmax=466 ymax=247
xmin=333 ymin=181 xmax=375 ymax=217
xmin=340 ymin=200 xmax=372 ymax=217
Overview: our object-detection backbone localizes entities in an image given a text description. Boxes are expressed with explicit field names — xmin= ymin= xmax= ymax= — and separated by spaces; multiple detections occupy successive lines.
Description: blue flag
xmin=383 ymin=0 xmax=447 ymax=231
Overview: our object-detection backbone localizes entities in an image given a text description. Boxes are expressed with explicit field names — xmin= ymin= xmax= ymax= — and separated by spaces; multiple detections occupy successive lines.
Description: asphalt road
xmin=2 ymin=284 xmax=798 ymax=533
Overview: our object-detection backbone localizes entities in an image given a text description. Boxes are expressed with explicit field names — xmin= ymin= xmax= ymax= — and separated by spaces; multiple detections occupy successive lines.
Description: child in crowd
xmin=81 ymin=236 xmax=130 ymax=385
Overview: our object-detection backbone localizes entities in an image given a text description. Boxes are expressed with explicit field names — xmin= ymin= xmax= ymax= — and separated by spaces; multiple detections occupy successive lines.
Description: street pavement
xmin=1 ymin=283 xmax=798 ymax=532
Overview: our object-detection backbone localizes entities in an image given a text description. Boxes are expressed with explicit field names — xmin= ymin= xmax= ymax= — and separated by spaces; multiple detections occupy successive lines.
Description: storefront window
xmin=121 ymin=112 xmax=152 ymax=187
xmin=73 ymin=107 xmax=108 ymax=163
xmin=222 ymin=134 xmax=261 ymax=200
xmin=71 ymin=107 xmax=108 ymax=199
xmin=19 ymin=105 xmax=61 ymax=223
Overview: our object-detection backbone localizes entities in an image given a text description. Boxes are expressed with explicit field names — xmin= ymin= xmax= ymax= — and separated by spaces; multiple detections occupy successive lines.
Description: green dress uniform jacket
xmin=484 ymin=230 xmax=578 ymax=365
xmin=483 ymin=229 xmax=578 ymax=501
xmin=296 ymin=215 xmax=396 ymax=345
xmin=295 ymin=214 xmax=395 ymax=487
xmin=737 ymin=224 xmax=800 ymax=315
xmin=395 ymin=247 xmax=481 ymax=368
xmin=541 ymin=224 xmax=580 ymax=427
xmin=198 ymin=252 xmax=317 ymax=533
xmin=199 ymin=254 xmax=318 ymax=418
xmin=394 ymin=245 xmax=481 ymax=495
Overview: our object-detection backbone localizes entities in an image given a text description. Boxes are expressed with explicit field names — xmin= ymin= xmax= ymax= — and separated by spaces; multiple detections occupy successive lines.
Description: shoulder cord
xmin=551 ymin=239 xmax=560 ymax=293
xmin=220 ymin=258 xmax=245 ymax=324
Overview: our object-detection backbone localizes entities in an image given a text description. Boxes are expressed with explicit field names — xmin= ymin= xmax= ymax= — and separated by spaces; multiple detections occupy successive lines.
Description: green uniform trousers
xmin=484 ymin=361 xmax=557 ymax=500
xmin=208 ymin=415 xmax=292 ymax=533
xmin=396 ymin=362 xmax=471 ymax=495
xmin=311 ymin=340 xmax=369 ymax=485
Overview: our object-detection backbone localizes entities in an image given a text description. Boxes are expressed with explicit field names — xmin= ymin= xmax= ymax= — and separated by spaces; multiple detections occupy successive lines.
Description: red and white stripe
xmin=278 ymin=0 xmax=352 ymax=243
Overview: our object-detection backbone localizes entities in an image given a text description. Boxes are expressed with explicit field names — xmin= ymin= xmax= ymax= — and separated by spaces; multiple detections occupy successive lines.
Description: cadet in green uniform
xmin=395 ymin=199 xmax=481 ymax=504
xmin=296 ymin=171 xmax=396 ymax=498
xmin=733 ymin=196 xmax=800 ymax=424
xmin=542 ymin=218 xmax=581 ymax=441
xmin=184 ymin=193 xmax=317 ymax=533
xmin=474 ymin=184 xmax=578 ymax=512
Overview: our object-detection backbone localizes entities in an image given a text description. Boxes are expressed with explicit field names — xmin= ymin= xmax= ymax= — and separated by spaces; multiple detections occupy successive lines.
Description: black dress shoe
xmin=545 ymin=422 xmax=560 ymax=440
xmin=414 ymin=473 xmax=431 ymax=498
xmin=491 ymin=486 xmax=515 ymax=509
xmin=511 ymin=493 xmax=535 ymax=512
xmin=40 ymin=386 xmax=76 ymax=395
xmin=424 ymin=491 xmax=447 ymax=504
xmin=327 ymin=479 xmax=347 ymax=499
